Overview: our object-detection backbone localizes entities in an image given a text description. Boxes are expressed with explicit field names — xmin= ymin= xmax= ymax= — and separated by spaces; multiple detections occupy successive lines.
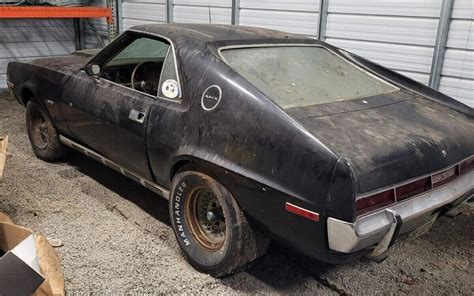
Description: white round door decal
xmin=162 ymin=79 xmax=179 ymax=99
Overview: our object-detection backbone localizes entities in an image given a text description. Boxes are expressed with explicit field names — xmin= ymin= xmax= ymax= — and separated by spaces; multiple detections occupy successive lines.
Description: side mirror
xmin=84 ymin=64 xmax=100 ymax=77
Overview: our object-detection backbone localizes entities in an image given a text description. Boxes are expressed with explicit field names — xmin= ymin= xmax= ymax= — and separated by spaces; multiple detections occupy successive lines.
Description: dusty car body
xmin=6 ymin=24 xmax=474 ymax=274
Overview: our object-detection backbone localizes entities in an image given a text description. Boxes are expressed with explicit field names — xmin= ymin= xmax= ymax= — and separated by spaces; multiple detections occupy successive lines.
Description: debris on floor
xmin=0 ymin=135 xmax=7 ymax=180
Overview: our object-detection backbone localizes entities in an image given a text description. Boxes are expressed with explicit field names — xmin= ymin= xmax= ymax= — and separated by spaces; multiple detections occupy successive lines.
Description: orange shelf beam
xmin=0 ymin=6 xmax=113 ymax=23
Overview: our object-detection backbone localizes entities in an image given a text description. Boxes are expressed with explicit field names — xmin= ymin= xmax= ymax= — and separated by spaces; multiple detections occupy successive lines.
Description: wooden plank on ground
xmin=0 ymin=135 xmax=8 ymax=180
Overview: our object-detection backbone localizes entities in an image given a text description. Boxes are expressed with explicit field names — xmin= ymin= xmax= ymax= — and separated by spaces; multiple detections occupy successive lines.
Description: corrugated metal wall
xmin=122 ymin=0 xmax=167 ymax=29
xmin=0 ymin=19 xmax=76 ymax=89
xmin=173 ymin=0 xmax=231 ymax=24
xmin=239 ymin=0 xmax=319 ymax=36
xmin=324 ymin=0 xmax=441 ymax=85
xmin=84 ymin=0 xmax=110 ymax=48
xmin=439 ymin=0 xmax=473 ymax=107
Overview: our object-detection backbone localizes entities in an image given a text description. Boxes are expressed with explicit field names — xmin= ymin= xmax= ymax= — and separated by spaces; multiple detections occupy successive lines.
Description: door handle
xmin=129 ymin=109 xmax=146 ymax=124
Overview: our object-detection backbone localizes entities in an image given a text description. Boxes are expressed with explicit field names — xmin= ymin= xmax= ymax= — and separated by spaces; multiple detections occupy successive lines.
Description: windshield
xmin=221 ymin=46 xmax=398 ymax=109
xmin=106 ymin=37 xmax=170 ymax=67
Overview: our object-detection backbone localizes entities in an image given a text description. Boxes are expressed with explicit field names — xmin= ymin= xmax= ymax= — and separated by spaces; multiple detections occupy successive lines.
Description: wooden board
xmin=0 ymin=135 xmax=8 ymax=180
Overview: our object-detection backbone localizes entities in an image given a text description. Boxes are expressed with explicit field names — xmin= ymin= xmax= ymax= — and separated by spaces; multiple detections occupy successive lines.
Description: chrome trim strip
xmin=59 ymin=135 xmax=170 ymax=200
xmin=327 ymin=170 xmax=474 ymax=253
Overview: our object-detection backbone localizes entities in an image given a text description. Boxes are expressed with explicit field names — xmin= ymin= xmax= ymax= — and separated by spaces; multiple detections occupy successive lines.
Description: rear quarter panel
xmin=146 ymin=46 xmax=353 ymax=261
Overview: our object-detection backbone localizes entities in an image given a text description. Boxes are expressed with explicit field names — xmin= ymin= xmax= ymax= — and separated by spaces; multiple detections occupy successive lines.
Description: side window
xmin=88 ymin=32 xmax=182 ymax=100
xmin=158 ymin=47 xmax=181 ymax=101
xmin=105 ymin=37 xmax=169 ymax=68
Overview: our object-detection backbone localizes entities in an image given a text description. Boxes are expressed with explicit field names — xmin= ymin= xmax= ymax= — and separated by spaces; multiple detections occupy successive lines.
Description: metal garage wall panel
xmin=326 ymin=14 xmax=439 ymax=46
xmin=328 ymin=0 xmax=441 ymax=17
xmin=0 ymin=42 xmax=76 ymax=59
xmin=446 ymin=20 xmax=474 ymax=50
xmin=123 ymin=2 xmax=167 ymax=23
xmin=174 ymin=0 xmax=231 ymax=7
xmin=0 ymin=19 xmax=76 ymax=89
xmin=439 ymin=0 xmax=473 ymax=107
xmin=239 ymin=0 xmax=318 ymax=12
xmin=439 ymin=77 xmax=474 ymax=107
xmin=239 ymin=9 xmax=318 ymax=36
xmin=451 ymin=0 xmax=473 ymax=19
xmin=0 ymin=24 xmax=74 ymax=44
xmin=442 ymin=49 xmax=474 ymax=78
xmin=123 ymin=18 xmax=165 ymax=30
xmin=174 ymin=6 xmax=231 ymax=24
xmin=326 ymin=38 xmax=434 ymax=74
xmin=122 ymin=0 xmax=166 ymax=30
xmin=239 ymin=0 xmax=319 ymax=36
xmin=0 ymin=74 xmax=6 ymax=89
xmin=324 ymin=0 xmax=441 ymax=85
xmin=84 ymin=0 xmax=109 ymax=49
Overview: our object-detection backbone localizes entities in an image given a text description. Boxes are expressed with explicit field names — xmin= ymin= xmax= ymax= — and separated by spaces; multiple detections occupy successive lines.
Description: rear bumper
xmin=327 ymin=170 xmax=474 ymax=254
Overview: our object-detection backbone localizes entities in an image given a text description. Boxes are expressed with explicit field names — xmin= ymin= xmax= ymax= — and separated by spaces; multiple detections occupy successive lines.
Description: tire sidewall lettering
xmin=172 ymin=180 xmax=191 ymax=247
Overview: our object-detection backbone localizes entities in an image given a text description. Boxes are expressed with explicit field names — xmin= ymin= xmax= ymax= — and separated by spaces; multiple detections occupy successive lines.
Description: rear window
xmin=220 ymin=46 xmax=398 ymax=109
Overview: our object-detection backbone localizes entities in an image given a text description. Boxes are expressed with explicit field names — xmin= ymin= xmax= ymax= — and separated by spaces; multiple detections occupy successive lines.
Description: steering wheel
xmin=131 ymin=61 xmax=161 ymax=95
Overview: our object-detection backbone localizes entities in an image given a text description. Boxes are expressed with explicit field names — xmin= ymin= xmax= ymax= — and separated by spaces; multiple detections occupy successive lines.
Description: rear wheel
xmin=169 ymin=171 xmax=268 ymax=277
xmin=26 ymin=98 xmax=67 ymax=161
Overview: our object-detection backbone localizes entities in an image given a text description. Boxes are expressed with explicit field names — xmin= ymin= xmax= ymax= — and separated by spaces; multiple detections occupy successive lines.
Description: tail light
xmin=395 ymin=177 xmax=431 ymax=201
xmin=460 ymin=157 xmax=474 ymax=174
xmin=356 ymin=156 xmax=472 ymax=216
xmin=356 ymin=189 xmax=394 ymax=216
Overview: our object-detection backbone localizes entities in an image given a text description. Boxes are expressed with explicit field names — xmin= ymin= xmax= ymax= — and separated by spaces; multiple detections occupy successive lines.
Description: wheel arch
xmin=20 ymin=87 xmax=36 ymax=106
xmin=170 ymin=156 xmax=225 ymax=185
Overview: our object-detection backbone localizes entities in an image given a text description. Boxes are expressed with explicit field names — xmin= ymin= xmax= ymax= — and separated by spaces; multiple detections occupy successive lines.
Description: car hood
xmin=31 ymin=54 xmax=89 ymax=74
xmin=286 ymin=90 xmax=474 ymax=194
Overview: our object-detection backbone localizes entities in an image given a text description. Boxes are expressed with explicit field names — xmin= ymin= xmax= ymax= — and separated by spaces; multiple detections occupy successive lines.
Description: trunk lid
xmin=286 ymin=90 xmax=474 ymax=194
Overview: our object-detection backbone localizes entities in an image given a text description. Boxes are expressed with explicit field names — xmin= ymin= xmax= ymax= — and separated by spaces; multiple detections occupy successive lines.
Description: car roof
xmin=129 ymin=23 xmax=314 ymax=48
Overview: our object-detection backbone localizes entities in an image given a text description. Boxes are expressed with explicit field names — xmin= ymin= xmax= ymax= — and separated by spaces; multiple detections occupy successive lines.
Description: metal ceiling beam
xmin=166 ymin=0 xmax=174 ymax=23
xmin=231 ymin=0 xmax=240 ymax=25
xmin=429 ymin=0 xmax=454 ymax=90
xmin=317 ymin=0 xmax=329 ymax=40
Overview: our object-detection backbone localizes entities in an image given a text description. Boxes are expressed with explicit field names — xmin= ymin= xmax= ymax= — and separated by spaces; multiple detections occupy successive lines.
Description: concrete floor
xmin=0 ymin=92 xmax=473 ymax=294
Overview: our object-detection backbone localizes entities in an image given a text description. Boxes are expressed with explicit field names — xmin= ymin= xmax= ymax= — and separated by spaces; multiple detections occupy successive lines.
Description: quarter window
xmin=158 ymin=47 xmax=181 ymax=101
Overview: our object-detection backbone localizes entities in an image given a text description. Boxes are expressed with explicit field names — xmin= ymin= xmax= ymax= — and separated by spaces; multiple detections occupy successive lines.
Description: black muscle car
xmin=6 ymin=24 xmax=474 ymax=277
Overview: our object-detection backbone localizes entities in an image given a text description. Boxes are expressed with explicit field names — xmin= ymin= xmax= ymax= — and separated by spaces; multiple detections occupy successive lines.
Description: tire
xmin=25 ymin=98 xmax=67 ymax=161
xmin=169 ymin=171 xmax=269 ymax=277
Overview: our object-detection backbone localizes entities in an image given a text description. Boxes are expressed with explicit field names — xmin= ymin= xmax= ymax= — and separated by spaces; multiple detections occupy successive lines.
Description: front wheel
xmin=169 ymin=171 xmax=268 ymax=277
xmin=25 ymin=98 xmax=67 ymax=161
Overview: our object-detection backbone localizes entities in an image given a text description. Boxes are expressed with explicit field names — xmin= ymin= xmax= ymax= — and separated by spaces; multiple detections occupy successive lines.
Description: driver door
xmin=60 ymin=32 xmax=171 ymax=180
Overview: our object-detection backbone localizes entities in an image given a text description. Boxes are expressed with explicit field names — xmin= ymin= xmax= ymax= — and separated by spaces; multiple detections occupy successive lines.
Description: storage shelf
xmin=0 ymin=6 xmax=112 ymax=23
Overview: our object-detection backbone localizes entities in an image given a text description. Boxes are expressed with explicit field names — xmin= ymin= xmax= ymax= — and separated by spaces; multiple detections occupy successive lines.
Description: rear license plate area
xmin=409 ymin=212 xmax=439 ymax=239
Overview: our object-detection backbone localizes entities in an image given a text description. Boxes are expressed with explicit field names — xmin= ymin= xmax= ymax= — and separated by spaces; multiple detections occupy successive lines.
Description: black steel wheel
xmin=25 ymin=98 xmax=67 ymax=161
xmin=169 ymin=171 xmax=269 ymax=277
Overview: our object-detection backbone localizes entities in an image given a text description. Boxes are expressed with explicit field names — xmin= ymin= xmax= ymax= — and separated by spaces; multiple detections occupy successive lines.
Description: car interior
xmin=97 ymin=36 xmax=171 ymax=96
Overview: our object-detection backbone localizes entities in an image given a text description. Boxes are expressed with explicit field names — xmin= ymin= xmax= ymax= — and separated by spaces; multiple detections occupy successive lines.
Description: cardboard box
xmin=0 ymin=213 xmax=65 ymax=295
